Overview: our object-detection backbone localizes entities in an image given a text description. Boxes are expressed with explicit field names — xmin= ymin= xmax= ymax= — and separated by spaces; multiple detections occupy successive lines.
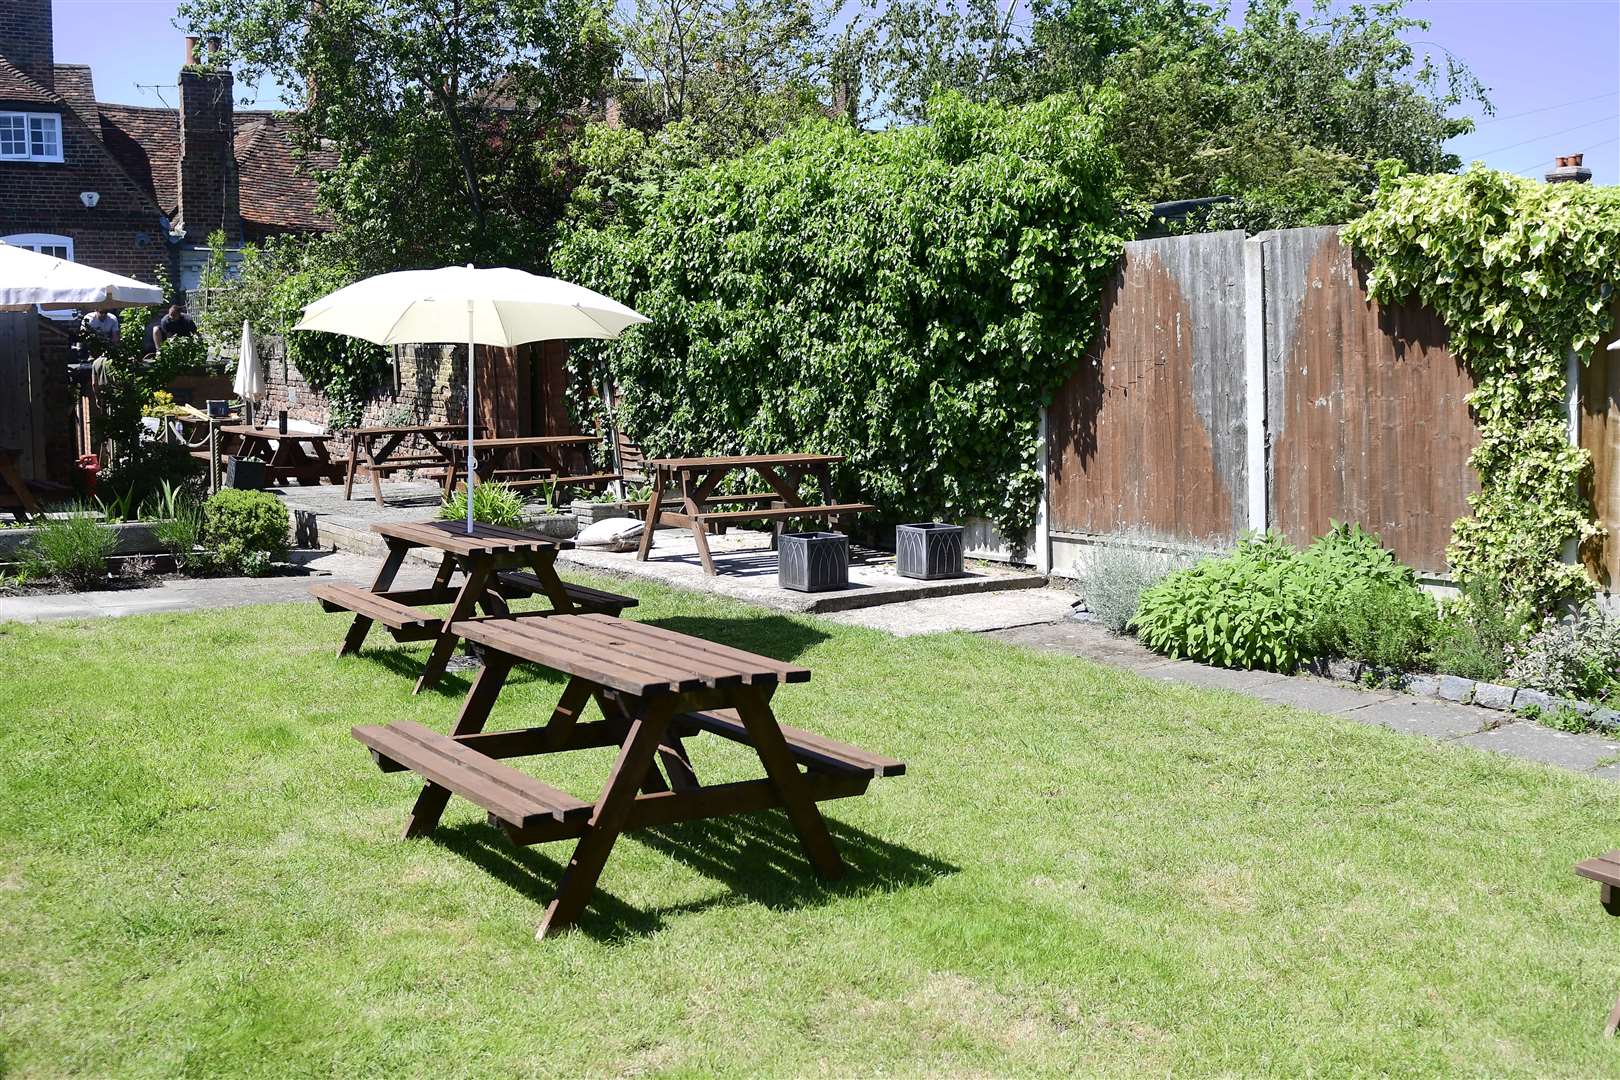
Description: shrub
xmin=1079 ymin=532 xmax=1197 ymax=634
xmin=154 ymin=498 xmax=205 ymax=570
xmin=440 ymin=482 xmax=526 ymax=529
xmin=1430 ymin=576 xmax=1522 ymax=681
xmin=1506 ymin=606 xmax=1620 ymax=703
xmin=1131 ymin=534 xmax=1316 ymax=672
xmin=20 ymin=508 xmax=118 ymax=590
xmin=1312 ymin=582 xmax=1438 ymax=675
xmin=201 ymin=489 xmax=289 ymax=576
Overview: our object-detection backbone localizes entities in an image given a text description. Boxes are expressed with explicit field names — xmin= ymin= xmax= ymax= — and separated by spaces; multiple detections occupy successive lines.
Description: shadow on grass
xmin=353 ymin=646 xmax=562 ymax=698
xmin=640 ymin=614 xmax=831 ymax=666
xmin=431 ymin=809 xmax=954 ymax=942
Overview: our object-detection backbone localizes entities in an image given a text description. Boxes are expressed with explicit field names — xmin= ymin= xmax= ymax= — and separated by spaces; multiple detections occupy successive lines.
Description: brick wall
xmin=0 ymin=0 xmax=55 ymax=91
xmin=176 ymin=69 xmax=240 ymax=244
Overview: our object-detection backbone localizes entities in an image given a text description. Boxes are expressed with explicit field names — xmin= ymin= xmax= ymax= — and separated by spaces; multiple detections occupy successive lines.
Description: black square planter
xmin=895 ymin=522 xmax=964 ymax=580
xmin=779 ymin=531 xmax=849 ymax=592
xmin=225 ymin=456 xmax=266 ymax=490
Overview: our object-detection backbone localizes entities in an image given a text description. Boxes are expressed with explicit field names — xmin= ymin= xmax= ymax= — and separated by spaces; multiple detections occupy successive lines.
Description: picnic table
xmin=352 ymin=611 xmax=904 ymax=938
xmin=343 ymin=423 xmax=470 ymax=506
xmin=440 ymin=435 xmax=621 ymax=505
xmin=309 ymin=519 xmax=638 ymax=693
xmin=1575 ymin=850 xmax=1620 ymax=1033
xmin=217 ymin=425 xmax=346 ymax=486
xmin=638 ymin=453 xmax=875 ymax=575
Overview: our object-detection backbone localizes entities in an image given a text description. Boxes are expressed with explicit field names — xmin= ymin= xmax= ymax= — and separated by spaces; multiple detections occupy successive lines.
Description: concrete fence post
xmin=1243 ymin=233 xmax=1269 ymax=535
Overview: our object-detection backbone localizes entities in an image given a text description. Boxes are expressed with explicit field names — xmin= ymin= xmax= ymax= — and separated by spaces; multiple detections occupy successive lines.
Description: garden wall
xmin=1046 ymin=225 xmax=1480 ymax=579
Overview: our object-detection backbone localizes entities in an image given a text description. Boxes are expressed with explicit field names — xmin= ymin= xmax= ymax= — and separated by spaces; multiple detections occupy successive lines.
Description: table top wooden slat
xmin=577 ymin=613 xmax=810 ymax=684
xmin=354 ymin=423 xmax=471 ymax=437
xmin=442 ymin=435 xmax=600 ymax=450
xmin=371 ymin=519 xmax=571 ymax=554
xmin=219 ymin=425 xmax=335 ymax=440
xmin=1576 ymin=851 xmax=1620 ymax=887
xmin=452 ymin=614 xmax=807 ymax=696
xmin=647 ymin=453 xmax=843 ymax=469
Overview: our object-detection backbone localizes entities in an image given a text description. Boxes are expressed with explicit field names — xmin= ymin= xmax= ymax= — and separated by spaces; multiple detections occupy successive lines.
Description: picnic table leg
xmin=658 ymin=734 xmax=701 ymax=792
xmin=636 ymin=465 xmax=665 ymax=562
xmin=526 ymin=549 xmax=577 ymax=614
xmin=402 ymin=652 xmax=515 ymax=839
xmin=339 ymin=541 xmax=410 ymax=656
xmin=683 ymin=470 xmax=718 ymax=575
xmin=538 ymin=696 xmax=675 ymax=939
xmin=343 ymin=439 xmax=360 ymax=500
xmin=415 ymin=559 xmax=496 ymax=694
xmin=734 ymin=685 xmax=846 ymax=879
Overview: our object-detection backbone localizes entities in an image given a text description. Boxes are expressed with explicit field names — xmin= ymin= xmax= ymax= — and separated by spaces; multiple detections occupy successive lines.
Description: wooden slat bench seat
xmin=494 ymin=571 xmax=638 ymax=614
xmin=311 ymin=582 xmax=438 ymax=633
xmin=691 ymin=502 xmax=876 ymax=525
xmin=1575 ymin=850 xmax=1620 ymax=1034
xmin=360 ymin=455 xmax=453 ymax=471
xmin=354 ymin=720 xmax=592 ymax=829
xmin=678 ymin=708 xmax=905 ymax=779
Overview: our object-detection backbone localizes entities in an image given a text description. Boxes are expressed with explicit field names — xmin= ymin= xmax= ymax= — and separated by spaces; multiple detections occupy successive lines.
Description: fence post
xmin=1243 ymin=233 xmax=1269 ymax=535
xmin=1035 ymin=406 xmax=1050 ymax=574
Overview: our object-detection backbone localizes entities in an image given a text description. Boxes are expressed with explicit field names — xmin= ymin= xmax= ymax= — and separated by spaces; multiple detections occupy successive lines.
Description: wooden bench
xmin=494 ymin=571 xmax=638 ymax=615
xmin=310 ymin=582 xmax=439 ymax=640
xmin=677 ymin=708 xmax=905 ymax=779
xmin=1575 ymin=850 xmax=1620 ymax=1034
xmin=691 ymin=502 xmax=876 ymax=526
xmin=354 ymin=719 xmax=592 ymax=829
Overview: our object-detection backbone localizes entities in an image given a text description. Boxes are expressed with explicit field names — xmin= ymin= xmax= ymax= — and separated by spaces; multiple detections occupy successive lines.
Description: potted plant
xmin=779 ymin=531 xmax=849 ymax=592
xmin=895 ymin=522 xmax=965 ymax=580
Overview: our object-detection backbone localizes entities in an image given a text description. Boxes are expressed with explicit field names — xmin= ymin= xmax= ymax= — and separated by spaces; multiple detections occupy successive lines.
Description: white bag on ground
xmin=576 ymin=516 xmax=646 ymax=553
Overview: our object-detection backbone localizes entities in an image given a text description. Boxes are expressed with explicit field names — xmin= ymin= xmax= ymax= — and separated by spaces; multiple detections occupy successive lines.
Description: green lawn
xmin=3 ymin=578 xmax=1620 ymax=1077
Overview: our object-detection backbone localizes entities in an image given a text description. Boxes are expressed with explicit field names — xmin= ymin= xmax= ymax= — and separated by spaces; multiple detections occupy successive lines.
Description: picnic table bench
xmin=216 ymin=425 xmax=346 ymax=486
xmin=344 ymin=423 xmax=473 ymax=506
xmin=638 ymin=453 xmax=875 ymax=575
xmin=309 ymin=519 xmax=637 ymax=693
xmin=1575 ymin=850 xmax=1620 ymax=1033
xmin=352 ymin=612 xmax=904 ymax=939
xmin=441 ymin=435 xmax=620 ymax=505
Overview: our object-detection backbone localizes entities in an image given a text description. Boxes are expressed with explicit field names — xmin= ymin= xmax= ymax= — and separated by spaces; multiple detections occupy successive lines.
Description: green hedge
xmin=554 ymin=93 xmax=1137 ymax=540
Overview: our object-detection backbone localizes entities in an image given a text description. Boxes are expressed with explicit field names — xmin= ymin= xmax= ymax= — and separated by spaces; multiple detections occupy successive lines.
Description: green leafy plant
xmin=1131 ymin=533 xmax=1316 ymax=672
xmin=200 ymin=489 xmax=289 ymax=577
xmin=1506 ymin=606 xmax=1620 ymax=704
xmin=20 ymin=508 xmax=118 ymax=590
xmin=440 ymin=482 xmax=526 ymax=529
xmin=1079 ymin=531 xmax=1198 ymax=634
xmin=1342 ymin=167 xmax=1620 ymax=615
xmin=1430 ymin=575 xmax=1522 ymax=681
xmin=154 ymin=498 xmax=206 ymax=569
xmin=556 ymin=92 xmax=1138 ymax=540
xmin=1312 ymin=582 xmax=1438 ymax=676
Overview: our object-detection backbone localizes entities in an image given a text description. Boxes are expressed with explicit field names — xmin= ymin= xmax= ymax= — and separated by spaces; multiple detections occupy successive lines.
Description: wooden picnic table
xmin=440 ymin=434 xmax=620 ymax=506
xmin=217 ymin=424 xmax=346 ymax=486
xmin=344 ymin=423 xmax=470 ymax=507
xmin=638 ymin=453 xmax=876 ymax=575
xmin=309 ymin=519 xmax=638 ymax=693
xmin=1575 ymin=850 xmax=1620 ymax=1033
xmin=352 ymin=611 xmax=904 ymax=938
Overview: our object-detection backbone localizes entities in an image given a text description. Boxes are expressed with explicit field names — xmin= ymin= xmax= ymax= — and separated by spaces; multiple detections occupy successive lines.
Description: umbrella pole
xmin=466 ymin=299 xmax=475 ymax=536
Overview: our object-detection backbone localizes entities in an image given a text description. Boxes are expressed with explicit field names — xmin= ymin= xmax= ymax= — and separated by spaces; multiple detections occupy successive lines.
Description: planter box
xmin=516 ymin=510 xmax=579 ymax=541
xmin=0 ymin=519 xmax=165 ymax=561
xmin=779 ymin=531 xmax=848 ymax=592
xmin=572 ymin=500 xmax=632 ymax=528
xmin=225 ymin=457 xmax=266 ymax=490
xmin=896 ymin=522 xmax=965 ymax=580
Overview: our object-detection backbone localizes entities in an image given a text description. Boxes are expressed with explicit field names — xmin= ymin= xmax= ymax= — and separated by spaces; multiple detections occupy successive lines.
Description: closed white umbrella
xmin=292 ymin=265 xmax=648 ymax=534
xmin=233 ymin=319 xmax=265 ymax=424
xmin=0 ymin=241 xmax=164 ymax=310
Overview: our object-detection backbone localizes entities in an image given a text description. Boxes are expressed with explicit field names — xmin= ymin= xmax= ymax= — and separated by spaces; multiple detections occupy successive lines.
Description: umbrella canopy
xmin=233 ymin=320 xmax=265 ymax=423
xmin=292 ymin=265 xmax=648 ymax=533
xmin=0 ymin=241 xmax=165 ymax=311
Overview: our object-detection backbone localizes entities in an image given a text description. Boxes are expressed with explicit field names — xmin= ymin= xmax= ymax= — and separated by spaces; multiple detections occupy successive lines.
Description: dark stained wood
xmin=694 ymin=502 xmax=876 ymax=525
xmin=1575 ymin=850 xmax=1620 ymax=1035
xmin=646 ymin=453 xmax=844 ymax=468
xmin=678 ymin=707 xmax=903 ymax=777
xmin=344 ymin=423 xmax=467 ymax=507
xmin=1578 ymin=294 xmax=1620 ymax=589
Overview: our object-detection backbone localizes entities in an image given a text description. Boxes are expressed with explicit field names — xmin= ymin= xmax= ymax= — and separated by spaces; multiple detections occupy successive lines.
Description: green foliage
xmin=1507 ymin=606 xmax=1620 ymax=704
xmin=1313 ymin=582 xmax=1438 ymax=676
xmin=201 ymin=489 xmax=289 ymax=577
xmin=1342 ymin=167 xmax=1620 ymax=614
xmin=440 ymin=482 xmax=527 ymax=528
xmin=1430 ymin=576 xmax=1521 ymax=681
xmin=1078 ymin=531 xmax=1197 ymax=633
xmin=555 ymin=93 xmax=1136 ymax=539
xmin=154 ymin=500 xmax=205 ymax=568
xmin=1131 ymin=533 xmax=1316 ymax=672
xmin=20 ymin=508 xmax=117 ymax=590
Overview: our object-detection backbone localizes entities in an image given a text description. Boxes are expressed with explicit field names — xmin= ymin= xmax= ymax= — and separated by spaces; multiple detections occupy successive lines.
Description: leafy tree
xmin=177 ymin=0 xmax=619 ymax=270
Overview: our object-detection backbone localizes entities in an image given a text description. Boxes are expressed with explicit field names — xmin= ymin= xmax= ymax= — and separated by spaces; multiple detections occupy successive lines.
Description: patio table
xmin=637 ymin=453 xmax=875 ymax=575
xmin=343 ymin=423 xmax=469 ymax=506
xmin=309 ymin=519 xmax=637 ymax=693
xmin=440 ymin=434 xmax=620 ymax=506
xmin=217 ymin=424 xmax=346 ymax=486
xmin=352 ymin=611 xmax=904 ymax=938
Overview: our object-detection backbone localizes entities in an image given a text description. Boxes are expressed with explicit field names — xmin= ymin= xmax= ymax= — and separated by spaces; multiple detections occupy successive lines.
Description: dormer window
xmin=0 ymin=112 xmax=63 ymax=162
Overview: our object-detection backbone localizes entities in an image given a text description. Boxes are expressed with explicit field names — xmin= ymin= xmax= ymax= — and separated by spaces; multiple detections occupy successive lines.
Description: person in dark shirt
xmin=152 ymin=303 xmax=197 ymax=351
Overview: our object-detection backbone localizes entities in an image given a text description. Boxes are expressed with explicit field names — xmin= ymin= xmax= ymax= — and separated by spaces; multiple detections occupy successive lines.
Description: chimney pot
xmin=1546 ymin=153 xmax=1594 ymax=185
xmin=185 ymin=36 xmax=200 ymax=65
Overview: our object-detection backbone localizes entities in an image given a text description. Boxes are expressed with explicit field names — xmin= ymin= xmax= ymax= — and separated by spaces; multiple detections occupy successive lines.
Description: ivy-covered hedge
xmin=554 ymin=94 xmax=1137 ymax=540
xmin=1343 ymin=166 xmax=1620 ymax=613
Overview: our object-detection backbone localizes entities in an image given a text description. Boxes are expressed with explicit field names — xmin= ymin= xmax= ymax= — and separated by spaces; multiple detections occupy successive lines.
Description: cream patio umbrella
xmin=292 ymin=266 xmax=648 ymax=534
xmin=233 ymin=319 xmax=265 ymax=425
xmin=0 ymin=241 xmax=164 ymax=311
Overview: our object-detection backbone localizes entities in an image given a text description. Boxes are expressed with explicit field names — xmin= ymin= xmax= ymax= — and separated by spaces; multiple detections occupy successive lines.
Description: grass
xmin=3 ymin=577 xmax=1620 ymax=1076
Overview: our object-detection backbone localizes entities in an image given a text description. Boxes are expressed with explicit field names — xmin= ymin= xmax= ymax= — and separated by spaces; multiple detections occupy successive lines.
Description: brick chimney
xmin=1546 ymin=153 xmax=1593 ymax=185
xmin=0 ymin=0 xmax=55 ymax=91
xmin=176 ymin=38 xmax=241 ymax=243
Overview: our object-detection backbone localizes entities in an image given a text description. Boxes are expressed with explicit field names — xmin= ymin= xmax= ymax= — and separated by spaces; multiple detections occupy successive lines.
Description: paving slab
xmin=1339 ymin=695 xmax=1491 ymax=739
xmin=818 ymin=588 xmax=1078 ymax=635
xmin=1247 ymin=676 xmax=1396 ymax=715
xmin=1141 ymin=661 xmax=1288 ymax=694
xmin=986 ymin=621 xmax=1176 ymax=671
xmin=1453 ymin=721 xmax=1620 ymax=773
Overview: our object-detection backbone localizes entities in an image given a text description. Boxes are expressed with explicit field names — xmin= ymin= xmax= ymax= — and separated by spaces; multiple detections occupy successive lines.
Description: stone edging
xmin=1316 ymin=658 xmax=1620 ymax=734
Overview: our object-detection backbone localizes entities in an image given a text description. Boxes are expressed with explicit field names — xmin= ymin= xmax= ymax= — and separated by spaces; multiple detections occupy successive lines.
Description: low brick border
xmin=1315 ymin=658 xmax=1620 ymax=734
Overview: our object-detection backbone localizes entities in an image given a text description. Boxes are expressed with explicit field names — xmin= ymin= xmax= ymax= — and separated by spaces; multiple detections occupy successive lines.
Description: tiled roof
xmin=94 ymin=104 xmax=332 ymax=233
xmin=0 ymin=56 xmax=61 ymax=107
xmin=51 ymin=64 xmax=98 ymax=132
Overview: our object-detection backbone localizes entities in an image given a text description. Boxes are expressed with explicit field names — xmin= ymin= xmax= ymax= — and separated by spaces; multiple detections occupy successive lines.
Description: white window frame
xmin=0 ymin=111 xmax=64 ymax=162
xmin=2 ymin=234 xmax=76 ymax=318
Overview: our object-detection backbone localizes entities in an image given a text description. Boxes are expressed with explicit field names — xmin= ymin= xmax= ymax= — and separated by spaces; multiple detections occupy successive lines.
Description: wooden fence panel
xmin=1578 ymin=295 xmax=1620 ymax=590
xmin=1046 ymin=231 xmax=1250 ymax=545
xmin=1263 ymin=227 xmax=1477 ymax=574
xmin=0 ymin=312 xmax=47 ymax=480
